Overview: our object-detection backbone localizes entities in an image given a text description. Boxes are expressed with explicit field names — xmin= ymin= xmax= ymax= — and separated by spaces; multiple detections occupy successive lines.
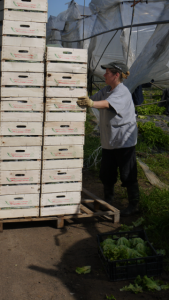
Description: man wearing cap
xmin=77 ymin=61 xmax=139 ymax=216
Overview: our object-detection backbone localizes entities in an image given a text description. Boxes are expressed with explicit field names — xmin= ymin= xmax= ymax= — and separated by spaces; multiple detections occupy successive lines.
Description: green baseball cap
xmin=101 ymin=61 xmax=129 ymax=74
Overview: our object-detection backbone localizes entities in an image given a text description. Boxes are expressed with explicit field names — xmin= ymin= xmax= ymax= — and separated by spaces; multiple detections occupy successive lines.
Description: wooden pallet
xmin=0 ymin=188 xmax=120 ymax=232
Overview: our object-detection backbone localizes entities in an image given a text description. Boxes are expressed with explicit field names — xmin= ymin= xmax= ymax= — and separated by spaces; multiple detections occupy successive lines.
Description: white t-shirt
xmin=90 ymin=83 xmax=137 ymax=149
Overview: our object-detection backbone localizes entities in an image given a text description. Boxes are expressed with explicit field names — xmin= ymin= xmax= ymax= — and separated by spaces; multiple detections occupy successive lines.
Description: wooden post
xmin=57 ymin=217 xmax=64 ymax=229
xmin=0 ymin=222 xmax=3 ymax=233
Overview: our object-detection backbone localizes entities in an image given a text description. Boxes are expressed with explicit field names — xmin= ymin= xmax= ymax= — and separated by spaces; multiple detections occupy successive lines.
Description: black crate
xmin=97 ymin=230 xmax=163 ymax=281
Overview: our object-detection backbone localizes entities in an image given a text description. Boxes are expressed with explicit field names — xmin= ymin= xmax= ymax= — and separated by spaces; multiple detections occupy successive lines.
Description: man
xmin=77 ymin=62 xmax=139 ymax=216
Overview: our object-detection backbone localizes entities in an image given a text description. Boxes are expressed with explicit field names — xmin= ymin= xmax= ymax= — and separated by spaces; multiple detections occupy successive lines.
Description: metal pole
xmin=126 ymin=0 xmax=135 ymax=66
xmin=83 ymin=0 xmax=85 ymax=47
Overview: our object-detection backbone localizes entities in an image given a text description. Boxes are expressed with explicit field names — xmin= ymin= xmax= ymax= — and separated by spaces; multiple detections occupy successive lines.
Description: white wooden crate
xmin=46 ymin=98 xmax=85 ymax=111
xmin=0 ymin=208 xmax=39 ymax=219
xmin=44 ymin=136 xmax=84 ymax=146
xmin=40 ymin=191 xmax=81 ymax=206
xmin=40 ymin=205 xmax=80 ymax=217
xmin=0 ymin=112 xmax=43 ymax=122
xmin=46 ymin=87 xmax=87 ymax=98
xmin=1 ymin=87 xmax=44 ymax=98
xmin=44 ymin=121 xmax=85 ymax=135
xmin=1 ymin=98 xmax=43 ymax=111
xmin=0 ymin=194 xmax=39 ymax=208
xmin=47 ymin=62 xmax=87 ymax=74
xmin=0 ymin=9 xmax=47 ymax=22
xmin=0 ymin=0 xmax=48 ymax=11
xmin=0 ymin=160 xmax=41 ymax=171
xmin=43 ymin=145 xmax=83 ymax=160
xmin=2 ymin=20 xmax=46 ymax=36
xmin=0 ymin=136 xmax=42 ymax=147
xmin=0 ymin=184 xmax=40 ymax=195
xmin=0 ymin=170 xmax=40 ymax=185
xmin=42 ymin=182 xmax=82 ymax=194
xmin=42 ymin=159 xmax=83 ymax=170
xmin=46 ymin=73 xmax=87 ymax=87
xmin=1 ymin=61 xmax=44 ymax=72
xmin=0 ymin=122 xmax=43 ymax=136
xmin=1 ymin=72 xmax=44 ymax=86
xmin=47 ymin=47 xmax=87 ymax=63
xmin=42 ymin=168 xmax=82 ymax=183
xmin=0 ymin=146 xmax=41 ymax=160
xmin=45 ymin=112 xmax=86 ymax=122
xmin=1 ymin=46 xmax=44 ymax=61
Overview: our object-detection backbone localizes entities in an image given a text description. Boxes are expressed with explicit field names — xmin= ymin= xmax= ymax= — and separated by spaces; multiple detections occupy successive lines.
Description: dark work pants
xmin=99 ymin=146 xmax=138 ymax=187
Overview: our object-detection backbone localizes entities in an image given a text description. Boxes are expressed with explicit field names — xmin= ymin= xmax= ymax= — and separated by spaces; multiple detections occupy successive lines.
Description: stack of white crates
xmin=0 ymin=0 xmax=48 ymax=219
xmin=40 ymin=47 xmax=87 ymax=217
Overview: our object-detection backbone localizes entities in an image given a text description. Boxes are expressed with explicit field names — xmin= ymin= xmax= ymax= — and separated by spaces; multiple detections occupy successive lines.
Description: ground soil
xmin=0 ymin=170 xmax=169 ymax=300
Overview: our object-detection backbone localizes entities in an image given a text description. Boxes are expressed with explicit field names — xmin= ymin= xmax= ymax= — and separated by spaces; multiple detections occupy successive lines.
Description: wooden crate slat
xmin=1 ymin=99 xmax=43 ymax=111
xmin=40 ymin=192 xmax=81 ymax=206
xmin=1 ymin=46 xmax=44 ymax=61
xmin=46 ymin=98 xmax=85 ymax=111
xmin=0 ymin=170 xmax=40 ymax=185
xmin=0 ymin=160 xmax=41 ymax=171
xmin=43 ymin=145 xmax=83 ymax=159
xmin=42 ymin=168 xmax=82 ymax=183
xmin=0 ymin=146 xmax=41 ymax=160
xmin=40 ymin=205 xmax=80 ymax=217
xmin=2 ymin=20 xmax=46 ymax=36
xmin=44 ymin=136 xmax=84 ymax=146
xmin=46 ymin=73 xmax=87 ymax=87
xmin=1 ymin=87 xmax=44 ymax=97
xmin=0 ymin=36 xmax=45 ymax=48
xmin=0 ymin=208 xmax=39 ymax=219
xmin=1 ymin=61 xmax=44 ymax=72
xmin=44 ymin=121 xmax=85 ymax=135
xmin=46 ymin=87 xmax=87 ymax=98
xmin=0 ymin=122 xmax=43 ymax=135
xmin=47 ymin=62 xmax=87 ymax=74
xmin=0 ymin=112 xmax=43 ymax=122
xmin=42 ymin=182 xmax=82 ymax=194
xmin=47 ymin=47 xmax=87 ymax=63
xmin=0 ymin=194 xmax=39 ymax=208
xmin=42 ymin=159 xmax=83 ymax=170
xmin=0 ymin=136 xmax=42 ymax=146
xmin=1 ymin=0 xmax=48 ymax=11
xmin=45 ymin=112 xmax=86 ymax=122
xmin=1 ymin=9 xmax=48 ymax=22
xmin=0 ymin=184 xmax=40 ymax=195
xmin=1 ymin=72 xmax=44 ymax=86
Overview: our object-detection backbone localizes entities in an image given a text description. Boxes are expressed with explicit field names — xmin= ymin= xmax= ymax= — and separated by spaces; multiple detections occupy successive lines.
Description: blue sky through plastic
xmin=48 ymin=0 xmax=91 ymax=18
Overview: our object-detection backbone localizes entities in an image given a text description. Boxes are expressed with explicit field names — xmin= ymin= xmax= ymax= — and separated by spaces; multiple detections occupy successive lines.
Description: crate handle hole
xmin=19 ymin=50 xmax=28 ymax=53
xmin=15 ymin=174 xmax=25 ymax=177
xmin=15 ymin=150 xmax=25 ymax=152
xmin=18 ymin=76 xmax=28 ymax=78
xmin=56 ymin=195 xmax=65 ymax=198
xmin=60 ymin=125 xmax=69 ymax=128
xmin=63 ymin=52 xmax=72 ymax=54
xmin=59 ymin=149 xmax=68 ymax=151
xmin=62 ymin=101 xmax=71 ymax=103
xmin=18 ymin=101 xmax=27 ymax=103
xmin=20 ymin=25 xmax=30 ymax=28
xmin=16 ymin=125 xmax=26 ymax=128
xmin=14 ymin=198 xmax=24 ymax=200
xmin=62 ymin=76 xmax=72 ymax=79
xmin=21 ymin=0 xmax=31 ymax=2
xmin=57 ymin=173 xmax=67 ymax=175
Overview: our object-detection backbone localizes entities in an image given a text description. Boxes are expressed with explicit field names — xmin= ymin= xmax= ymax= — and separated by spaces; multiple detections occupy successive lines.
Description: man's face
xmin=104 ymin=68 xmax=118 ymax=85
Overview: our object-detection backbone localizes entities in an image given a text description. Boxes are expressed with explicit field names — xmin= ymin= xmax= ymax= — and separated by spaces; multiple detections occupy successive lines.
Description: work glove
xmin=77 ymin=95 xmax=94 ymax=107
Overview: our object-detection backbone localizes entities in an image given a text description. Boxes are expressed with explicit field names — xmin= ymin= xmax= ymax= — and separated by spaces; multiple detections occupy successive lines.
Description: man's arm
xmin=93 ymin=100 xmax=109 ymax=109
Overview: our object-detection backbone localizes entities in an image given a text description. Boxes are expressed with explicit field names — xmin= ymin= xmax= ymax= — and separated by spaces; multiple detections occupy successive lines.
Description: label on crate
xmin=53 ymin=103 xmax=77 ymax=109
xmin=13 ymin=1 xmax=41 ymax=9
xmin=6 ymin=176 xmax=34 ymax=183
xmin=55 ymin=54 xmax=81 ymax=61
xmin=8 ymin=128 xmax=35 ymax=134
xmin=49 ymin=175 xmax=75 ymax=181
xmin=7 ymin=152 xmax=34 ymax=158
xmin=10 ymin=78 xmax=37 ymax=85
xmin=8 ymin=103 xmax=36 ymax=110
xmin=54 ymin=79 xmax=80 ymax=86
xmin=10 ymin=53 xmax=38 ymax=60
xmin=47 ymin=198 xmax=74 ymax=204
xmin=50 ymin=151 xmax=76 ymax=157
xmin=51 ymin=128 xmax=78 ymax=133
xmin=11 ymin=27 xmax=39 ymax=35
xmin=5 ymin=200 xmax=32 ymax=206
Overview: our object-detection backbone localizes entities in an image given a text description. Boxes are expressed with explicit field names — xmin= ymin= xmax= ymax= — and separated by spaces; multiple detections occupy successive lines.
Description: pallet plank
xmin=0 ymin=170 xmax=40 ymax=185
xmin=2 ymin=20 xmax=46 ymax=36
xmin=43 ymin=145 xmax=83 ymax=159
xmin=1 ymin=72 xmax=44 ymax=86
xmin=47 ymin=62 xmax=87 ymax=74
xmin=44 ymin=121 xmax=85 ymax=135
xmin=40 ymin=205 xmax=80 ymax=217
xmin=45 ymin=112 xmax=86 ymax=122
xmin=0 ymin=146 xmax=41 ymax=160
xmin=47 ymin=47 xmax=87 ymax=63
xmin=0 ymin=136 xmax=42 ymax=147
xmin=42 ymin=168 xmax=82 ymax=183
xmin=0 ymin=9 xmax=48 ymax=22
xmin=42 ymin=159 xmax=83 ymax=170
xmin=44 ymin=136 xmax=84 ymax=146
xmin=0 ymin=184 xmax=40 ymax=195
xmin=0 ymin=194 xmax=39 ymax=208
xmin=0 ymin=208 xmax=39 ymax=219
xmin=1 ymin=0 xmax=48 ymax=11
xmin=1 ymin=61 xmax=44 ymax=72
xmin=46 ymin=73 xmax=87 ymax=87
xmin=42 ymin=182 xmax=82 ymax=194
xmin=0 ymin=122 xmax=43 ymax=135
xmin=1 ymin=46 xmax=44 ymax=61
xmin=40 ymin=192 xmax=81 ymax=206
xmin=46 ymin=87 xmax=87 ymax=98
xmin=0 ymin=160 xmax=41 ymax=171
xmin=46 ymin=98 xmax=85 ymax=111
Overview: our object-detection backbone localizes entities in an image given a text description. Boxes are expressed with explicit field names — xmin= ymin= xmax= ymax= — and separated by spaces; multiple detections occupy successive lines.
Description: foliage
xmin=75 ymin=266 xmax=91 ymax=274
xmin=137 ymin=104 xmax=165 ymax=115
xmin=106 ymin=295 xmax=116 ymax=300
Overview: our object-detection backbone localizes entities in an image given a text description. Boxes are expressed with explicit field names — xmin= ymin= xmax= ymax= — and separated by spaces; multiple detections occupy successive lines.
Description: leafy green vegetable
xmin=106 ymin=295 xmax=116 ymax=299
xmin=75 ymin=266 xmax=91 ymax=274
xmin=117 ymin=237 xmax=131 ymax=247
xmin=132 ymin=217 xmax=145 ymax=227
xmin=156 ymin=249 xmax=166 ymax=256
xmin=130 ymin=238 xmax=145 ymax=247
xmin=120 ymin=283 xmax=143 ymax=294
xmin=120 ymin=224 xmax=134 ymax=231
xmin=137 ymin=104 xmax=165 ymax=115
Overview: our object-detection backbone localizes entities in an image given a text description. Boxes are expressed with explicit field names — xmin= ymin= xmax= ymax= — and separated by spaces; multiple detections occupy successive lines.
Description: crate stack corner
xmin=0 ymin=0 xmax=48 ymax=219
xmin=40 ymin=47 xmax=88 ymax=217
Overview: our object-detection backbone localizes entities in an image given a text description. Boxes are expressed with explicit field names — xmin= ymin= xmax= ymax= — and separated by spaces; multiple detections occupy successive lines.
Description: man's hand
xmin=77 ymin=96 xmax=94 ymax=107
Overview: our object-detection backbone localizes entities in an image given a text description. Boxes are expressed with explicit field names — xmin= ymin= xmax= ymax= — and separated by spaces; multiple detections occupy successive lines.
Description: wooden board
xmin=0 ymin=184 xmax=40 ymax=195
xmin=2 ymin=20 xmax=46 ymax=36
xmin=42 ymin=159 xmax=83 ymax=170
xmin=42 ymin=168 xmax=82 ymax=183
xmin=45 ymin=112 xmax=86 ymax=122
xmin=47 ymin=62 xmax=87 ymax=74
xmin=0 ymin=136 xmax=42 ymax=147
xmin=0 ymin=9 xmax=48 ymax=22
xmin=1 ymin=99 xmax=43 ymax=112
xmin=0 ymin=160 xmax=41 ymax=171
xmin=44 ymin=136 xmax=84 ymax=146
xmin=40 ymin=205 xmax=80 ymax=217
xmin=46 ymin=98 xmax=85 ymax=111
xmin=1 ymin=72 xmax=44 ymax=86
xmin=0 ymin=194 xmax=39 ymax=208
xmin=1 ymin=61 xmax=44 ymax=72
xmin=46 ymin=88 xmax=87 ymax=98
xmin=43 ymin=145 xmax=83 ymax=159
xmin=1 ymin=87 xmax=44 ymax=98
xmin=0 ymin=0 xmax=48 ymax=11
xmin=42 ymin=182 xmax=82 ymax=194
xmin=44 ymin=121 xmax=85 ymax=135
xmin=0 ymin=208 xmax=39 ymax=219
xmin=1 ymin=46 xmax=44 ymax=61
xmin=0 ymin=170 xmax=40 ymax=185
xmin=0 ymin=112 xmax=43 ymax=122
xmin=0 ymin=122 xmax=43 ymax=135
xmin=40 ymin=192 xmax=81 ymax=206
xmin=47 ymin=47 xmax=87 ymax=63
xmin=46 ymin=73 xmax=87 ymax=87
xmin=0 ymin=146 xmax=41 ymax=160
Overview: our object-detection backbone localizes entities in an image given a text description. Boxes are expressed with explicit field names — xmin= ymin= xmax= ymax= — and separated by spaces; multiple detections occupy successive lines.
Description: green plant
xmin=137 ymin=104 xmax=165 ymax=115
